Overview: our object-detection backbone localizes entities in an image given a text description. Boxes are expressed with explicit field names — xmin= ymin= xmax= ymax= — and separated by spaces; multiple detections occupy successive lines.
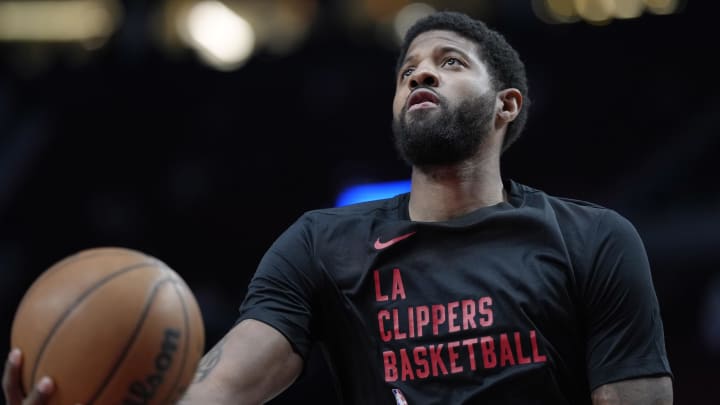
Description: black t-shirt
xmin=238 ymin=180 xmax=672 ymax=404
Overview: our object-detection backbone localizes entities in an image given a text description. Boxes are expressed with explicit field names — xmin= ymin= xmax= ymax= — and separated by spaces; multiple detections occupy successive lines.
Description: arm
xmin=179 ymin=319 xmax=303 ymax=405
xmin=592 ymin=376 xmax=673 ymax=405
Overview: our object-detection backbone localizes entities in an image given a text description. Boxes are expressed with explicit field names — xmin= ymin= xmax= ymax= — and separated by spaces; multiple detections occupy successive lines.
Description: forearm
xmin=592 ymin=376 xmax=673 ymax=405
xmin=179 ymin=320 xmax=303 ymax=405
xmin=179 ymin=336 xmax=241 ymax=405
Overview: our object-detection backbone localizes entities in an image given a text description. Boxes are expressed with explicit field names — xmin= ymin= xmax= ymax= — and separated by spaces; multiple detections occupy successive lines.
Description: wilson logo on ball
xmin=124 ymin=328 xmax=181 ymax=404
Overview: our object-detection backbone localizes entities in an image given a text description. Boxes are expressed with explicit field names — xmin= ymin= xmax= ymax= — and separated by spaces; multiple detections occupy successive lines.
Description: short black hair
xmin=396 ymin=11 xmax=530 ymax=152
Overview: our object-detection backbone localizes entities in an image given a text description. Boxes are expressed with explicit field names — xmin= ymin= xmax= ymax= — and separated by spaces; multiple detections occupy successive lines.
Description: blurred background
xmin=0 ymin=0 xmax=717 ymax=403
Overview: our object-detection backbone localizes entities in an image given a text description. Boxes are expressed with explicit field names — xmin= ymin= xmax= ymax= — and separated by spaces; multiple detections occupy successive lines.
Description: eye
xmin=400 ymin=67 xmax=415 ymax=79
xmin=442 ymin=57 xmax=462 ymax=67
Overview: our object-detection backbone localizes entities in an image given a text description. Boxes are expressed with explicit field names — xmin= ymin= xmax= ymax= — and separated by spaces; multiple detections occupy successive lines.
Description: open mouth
xmin=407 ymin=89 xmax=440 ymax=111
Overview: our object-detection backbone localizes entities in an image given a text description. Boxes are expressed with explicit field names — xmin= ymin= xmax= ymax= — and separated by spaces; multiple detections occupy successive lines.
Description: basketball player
xmin=4 ymin=11 xmax=673 ymax=405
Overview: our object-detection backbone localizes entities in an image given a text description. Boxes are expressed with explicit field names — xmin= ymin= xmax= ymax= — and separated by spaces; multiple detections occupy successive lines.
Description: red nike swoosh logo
xmin=374 ymin=232 xmax=416 ymax=250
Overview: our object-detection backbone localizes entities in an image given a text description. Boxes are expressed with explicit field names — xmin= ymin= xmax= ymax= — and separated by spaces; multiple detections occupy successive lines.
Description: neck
xmin=408 ymin=148 xmax=505 ymax=222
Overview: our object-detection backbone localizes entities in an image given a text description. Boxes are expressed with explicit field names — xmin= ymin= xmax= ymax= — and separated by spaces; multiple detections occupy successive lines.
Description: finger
xmin=3 ymin=349 xmax=24 ymax=405
xmin=23 ymin=376 xmax=54 ymax=405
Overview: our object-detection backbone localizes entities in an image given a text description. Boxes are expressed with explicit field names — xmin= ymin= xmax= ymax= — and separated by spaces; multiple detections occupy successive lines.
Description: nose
xmin=409 ymin=66 xmax=439 ymax=89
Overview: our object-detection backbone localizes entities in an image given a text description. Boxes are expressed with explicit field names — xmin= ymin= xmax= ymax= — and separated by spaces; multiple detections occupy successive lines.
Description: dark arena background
xmin=0 ymin=0 xmax=717 ymax=403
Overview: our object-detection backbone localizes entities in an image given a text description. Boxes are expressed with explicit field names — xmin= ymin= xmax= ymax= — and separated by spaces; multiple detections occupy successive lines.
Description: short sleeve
xmin=237 ymin=214 xmax=321 ymax=360
xmin=581 ymin=210 xmax=672 ymax=390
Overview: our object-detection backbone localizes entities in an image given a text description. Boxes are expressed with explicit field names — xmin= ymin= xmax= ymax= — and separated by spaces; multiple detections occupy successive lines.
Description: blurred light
xmin=0 ymin=0 xmax=120 ymax=43
xmin=336 ymin=180 xmax=411 ymax=207
xmin=613 ymin=0 xmax=644 ymax=19
xmin=179 ymin=0 xmax=255 ymax=71
xmin=644 ymin=0 xmax=679 ymax=15
xmin=365 ymin=0 xmax=408 ymax=21
xmin=535 ymin=0 xmax=681 ymax=24
xmin=393 ymin=3 xmax=435 ymax=44
xmin=542 ymin=0 xmax=580 ymax=23
xmin=252 ymin=0 xmax=317 ymax=56
xmin=574 ymin=0 xmax=614 ymax=24
xmin=162 ymin=0 xmax=316 ymax=63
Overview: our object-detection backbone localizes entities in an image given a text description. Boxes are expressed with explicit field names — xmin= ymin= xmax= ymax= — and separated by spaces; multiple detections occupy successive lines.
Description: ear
xmin=496 ymin=88 xmax=522 ymax=124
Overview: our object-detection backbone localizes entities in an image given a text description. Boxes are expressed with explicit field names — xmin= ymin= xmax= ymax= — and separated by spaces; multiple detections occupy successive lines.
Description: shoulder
xmin=300 ymin=193 xmax=407 ymax=224
xmin=509 ymin=180 xmax=644 ymax=261
xmin=271 ymin=195 xmax=409 ymax=267
xmin=512 ymin=180 xmax=630 ymax=232
xmin=277 ymin=194 xmax=407 ymax=246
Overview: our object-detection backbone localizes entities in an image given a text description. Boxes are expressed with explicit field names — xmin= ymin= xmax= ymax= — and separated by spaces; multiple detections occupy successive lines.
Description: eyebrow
xmin=401 ymin=45 xmax=474 ymax=67
xmin=436 ymin=46 xmax=473 ymax=61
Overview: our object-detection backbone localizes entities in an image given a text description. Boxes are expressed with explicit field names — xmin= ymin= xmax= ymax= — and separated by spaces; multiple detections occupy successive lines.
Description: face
xmin=392 ymin=30 xmax=497 ymax=166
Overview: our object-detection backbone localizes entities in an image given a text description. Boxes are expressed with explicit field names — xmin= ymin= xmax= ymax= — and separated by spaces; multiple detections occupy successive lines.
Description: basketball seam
xmin=30 ymin=262 xmax=160 ymax=388
xmin=160 ymin=280 xmax=191 ymax=405
xmin=87 ymin=277 xmax=176 ymax=405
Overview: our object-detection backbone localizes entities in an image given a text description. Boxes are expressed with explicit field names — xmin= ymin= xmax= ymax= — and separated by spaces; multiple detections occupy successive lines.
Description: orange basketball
xmin=10 ymin=247 xmax=205 ymax=405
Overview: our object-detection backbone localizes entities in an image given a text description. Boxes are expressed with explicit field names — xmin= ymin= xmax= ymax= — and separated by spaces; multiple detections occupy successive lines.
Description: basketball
xmin=10 ymin=247 xmax=206 ymax=405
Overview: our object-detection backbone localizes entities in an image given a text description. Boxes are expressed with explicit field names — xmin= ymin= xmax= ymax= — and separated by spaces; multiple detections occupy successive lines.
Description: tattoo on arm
xmin=193 ymin=337 xmax=227 ymax=383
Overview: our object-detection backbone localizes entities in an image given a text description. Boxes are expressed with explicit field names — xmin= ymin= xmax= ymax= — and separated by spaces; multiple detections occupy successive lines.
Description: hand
xmin=2 ymin=349 xmax=55 ymax=405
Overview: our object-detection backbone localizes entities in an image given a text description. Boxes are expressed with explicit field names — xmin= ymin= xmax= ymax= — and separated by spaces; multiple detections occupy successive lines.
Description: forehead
xmin=404 ymin=30 xmax=479 ymax=59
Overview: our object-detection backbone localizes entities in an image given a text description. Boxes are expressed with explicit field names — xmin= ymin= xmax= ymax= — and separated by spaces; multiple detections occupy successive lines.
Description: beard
xmin=392 ymin=91 xmax=496 ymax=167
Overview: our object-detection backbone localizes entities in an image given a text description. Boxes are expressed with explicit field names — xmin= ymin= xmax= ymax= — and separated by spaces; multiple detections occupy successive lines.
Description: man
xmin=4 ymin=11 xmax=672 ymax=405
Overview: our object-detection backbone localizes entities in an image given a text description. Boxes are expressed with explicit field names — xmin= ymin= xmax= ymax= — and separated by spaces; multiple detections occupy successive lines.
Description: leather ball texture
xmin=11 ymin=247 xmax=206 ymax=405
